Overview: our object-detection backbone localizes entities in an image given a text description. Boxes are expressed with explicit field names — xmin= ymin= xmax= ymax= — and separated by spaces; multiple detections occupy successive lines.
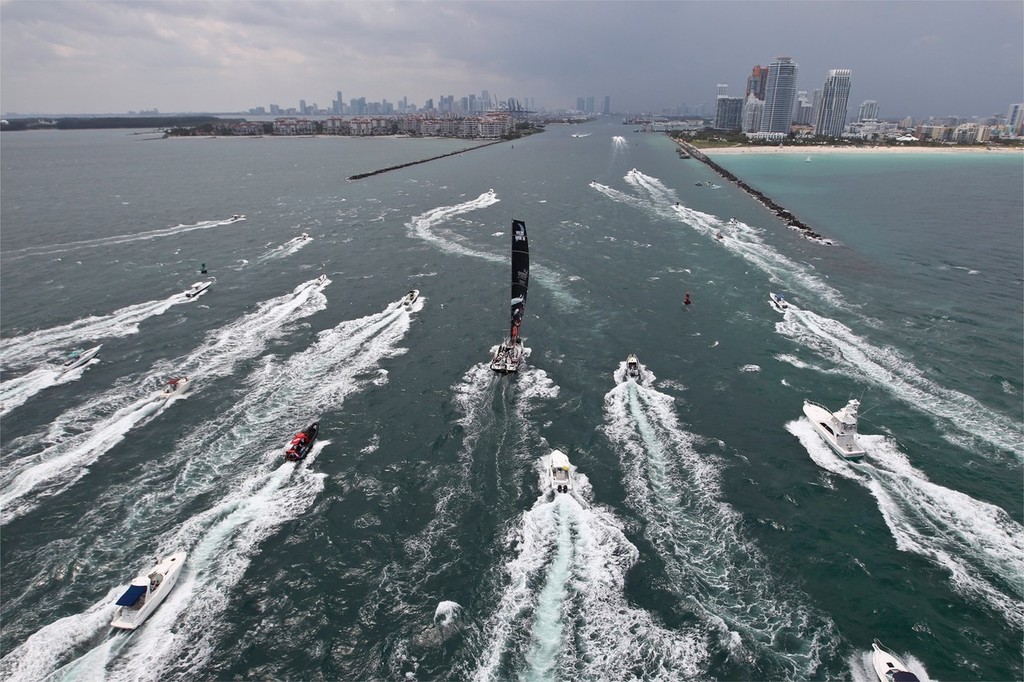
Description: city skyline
xmin=1 ymin=1 xmax=1021 ymax=118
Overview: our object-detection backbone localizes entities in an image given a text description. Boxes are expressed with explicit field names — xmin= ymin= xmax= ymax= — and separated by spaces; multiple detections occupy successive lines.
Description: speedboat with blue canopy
xmin=59 ymin=345 xmax=101 ymax=373
xmin=111 ymin=551 xmax=186 ymax=630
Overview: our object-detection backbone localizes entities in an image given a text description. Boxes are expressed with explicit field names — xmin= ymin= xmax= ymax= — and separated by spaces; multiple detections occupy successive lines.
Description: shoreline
xmin=696 ymin=144 xmax=1023 ymax=156
xmin=676 ymin=139 xmax=832 ymax=244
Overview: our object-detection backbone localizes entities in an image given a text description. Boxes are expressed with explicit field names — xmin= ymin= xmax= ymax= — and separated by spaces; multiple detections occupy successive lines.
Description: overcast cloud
xmin=2 ymin=0 xmax=1021 ymax=118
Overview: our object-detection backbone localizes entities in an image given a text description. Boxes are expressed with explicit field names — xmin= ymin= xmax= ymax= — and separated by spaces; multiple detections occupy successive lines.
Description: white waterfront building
xmin=815 ymin=69 xmax=852 ymax=138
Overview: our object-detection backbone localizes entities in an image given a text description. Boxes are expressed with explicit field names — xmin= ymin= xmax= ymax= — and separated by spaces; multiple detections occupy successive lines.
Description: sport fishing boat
xmin=769 ymin=292 xmax=790 ymax=312
xmin=284 ymin=421 xmax=319 ymax=462
xmin=152 ymin=377 xmax=190 ymax=401
xmin=802 ymin=398 xmax=866 ymax=461
xmin=402 ymin=290 xmax=420 ymax=307
xmin=871 ymin=640 xmax=921 ymax=682
xmin=59 ymin=345 xmax=101 ymax=373
xmin=490 ymin=219 xmax=529 ymax=374
xmin=625 ymin=353 xmax=642 ymax=381
xmin=110 ymin=551 xmax=186 ymax=630
xmin=183 ymin=281 xmax=213 ymax=298
xmin=549 ymin=449 xmax=572 ymax=494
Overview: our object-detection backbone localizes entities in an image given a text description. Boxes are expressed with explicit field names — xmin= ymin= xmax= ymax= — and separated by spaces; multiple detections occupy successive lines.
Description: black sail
xmin=509 ymin=219 xmax=529 ymax=340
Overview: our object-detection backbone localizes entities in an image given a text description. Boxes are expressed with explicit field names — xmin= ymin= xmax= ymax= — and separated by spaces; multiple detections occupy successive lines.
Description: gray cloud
xmin=2 ymin=0 xmax=1021 ymax=117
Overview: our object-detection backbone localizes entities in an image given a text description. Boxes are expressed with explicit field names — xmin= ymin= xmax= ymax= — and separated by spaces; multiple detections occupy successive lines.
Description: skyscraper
xmin=742 ymin=94 xmax=764 ymax=133
xmin=602 ymin=95 xmax=611 ymax=115
xmin=714 ymin=96 xmax=743 ymax=131
xmin=858 ymin=99 xmax=879 ymax=122
xmin=745 ymin=66 xmax=768 ymax=101
xmin=760 ymin=57 xmax=798 ymax=134
xmin=815 ymin=69 xmax=852 ymax=138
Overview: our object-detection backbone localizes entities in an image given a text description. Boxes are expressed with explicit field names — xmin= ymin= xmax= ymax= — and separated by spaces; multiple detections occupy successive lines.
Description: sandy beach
xmin=693 ymin=143 xmax=1022 ymax=156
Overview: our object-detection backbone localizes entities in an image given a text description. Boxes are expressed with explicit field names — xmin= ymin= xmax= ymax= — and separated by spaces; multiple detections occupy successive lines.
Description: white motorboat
xmin=871 ymin=640 xmax=921 ymax=682
xmin=227 ymin=214 xmax=246 ymax=222
xmin=152 ymin=376 xmax=191 ymax=401
xmin=110 ymin=551 xmax=186 ymax=630
xmin=59 ymin=345 xmax=101 ymax=373
xmin=769 ymin=292 xmax=790 ymax=312
xmin=549 ymin=449 xmax=573 ymax=494
xmin=625 ymin=353 xmax=642 ymax=381
xmin=402 ymin=289 xmax=420 ymax=307
xmin=300 ymin=232 xmax=311 ymax=240
xmin=802 ymin=398 xmax=866 ymax=461
xmin=184 ymin=281 xmax=213 ymax=298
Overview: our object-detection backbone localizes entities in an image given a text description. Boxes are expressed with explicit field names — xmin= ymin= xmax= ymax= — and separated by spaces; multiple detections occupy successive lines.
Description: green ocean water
xmin=1 ymin=124 xmax=1020 ymax=681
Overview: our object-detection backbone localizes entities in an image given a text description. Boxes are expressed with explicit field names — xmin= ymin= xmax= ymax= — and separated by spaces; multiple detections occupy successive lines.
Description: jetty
xmin=675 ymin=139 xmax=833 ymax=245
xmin=348 ymin=139 xmax=505 ymax=180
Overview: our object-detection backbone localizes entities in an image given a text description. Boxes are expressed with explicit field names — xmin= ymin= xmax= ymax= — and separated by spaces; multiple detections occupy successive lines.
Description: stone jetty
xmin=675 ymin=139 xmax=833 ymax=245
xmin=348 ymin=139 xmax=505 ymax=180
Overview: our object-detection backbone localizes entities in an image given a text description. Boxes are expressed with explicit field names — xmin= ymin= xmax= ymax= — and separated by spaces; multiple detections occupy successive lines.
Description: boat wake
xmin=589 ymin=169 xmax=845 ymax=306
xmin=603 ymin=375 xmax=837 ymax=679
xmin=0 ymin=363 xmax=96 ymax=417
xmin=1 ymin=293 xmax=192 ymax=371
xmin=253 ymin=234 xmax=313 ymax=263
xmin=4 ymin=216 xmax=246 ymax=259
xmin=779 ymin=306 xmax=1023 ymax=457
xmin=2 ymin=294 xmax=420 ymax=677
xmin=407 ymin=191 xmax=579 ymax=307
xmin=788 ymin=418 xmax=1024 ymax=630
xmin=0 ymin=277 xmax=332 ymax=525
xmin=472 ymin=459 xmax=705 ymax=681
xmin=591 ymin=168 xmax=1021 ymax=459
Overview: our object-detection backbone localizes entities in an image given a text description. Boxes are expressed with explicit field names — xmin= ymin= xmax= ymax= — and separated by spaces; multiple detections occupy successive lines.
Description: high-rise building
xmin=760 ymin=57 xmax=798 ymax=134
xmin=335 ymin=91 xmax=343 ymax=114
xmin=714 ymin=96 xmax=744 ymax=131
xmin=586 ymin=96 xmax=595 ymax=113
xmin=603 ymin=95 xmax=611 ymax=115
xmin=299 ymin=99 xmax=307 ymax=115
xmin=576 ymin=97 xmax=585 ymax=112
xmin=793 ymin=91 xmax=814 ymax=125
xmin=746 ymin=65 xmax=769 ymax=101
xmin=742 ymin=94 xmax=765 ymax=133
xmin=814 ymin=69 xmax=852 ymax=138
xmin=1007 ymin=103 xmax=1024 ymax=134
xmin=858 ymin=99 xmax=879 ymax=122
xmin=717 ymin=83 xmax=729 ymax=97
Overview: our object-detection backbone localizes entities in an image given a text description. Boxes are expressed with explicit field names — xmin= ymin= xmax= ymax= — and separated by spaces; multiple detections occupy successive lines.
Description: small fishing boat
xmin=625 ymin=353 xmax=642 ymax=381
xmin=59 ymin=345 xmax=101 ymax=373
xmin=769 ymin=292 xmax=790 ymax=312
xmin=490 ymin=219 xmax=529 ymax=374
xmin=802 ymin=398 xmax=866 ymax=461
xmin=183 ymin=281 xmax=213 ymax=298
xmin=870 ymin=640 xmax=921 ymax=682
xmin=549 ymin=449 xmax=572 ymax=494
xmin=402 ymin=290 xmax=420 ymax=307
xmin=284 ymin=421 xmax=319 ymax=462
xmin=152 ymin=377 xmax=190 ymax=401
xmin=110 ymin=551 xmax=186 ymax=630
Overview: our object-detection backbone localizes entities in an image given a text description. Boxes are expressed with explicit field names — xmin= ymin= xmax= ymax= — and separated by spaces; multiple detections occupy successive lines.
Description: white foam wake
xmin=789 ymin=419 xmax=1024 ymax=628
xmin=603 ymin=377 xmax=836 ymax=678
xmin=0 ymin=277 xmax=332 ymax=525
xmin=473 ymin=459 xmax=705 ymax=681
xmin=2 ymin=294 xmax=189 ymax=371
xmin=6 ymin=216 xmax=245 ymax=259
xmin=780 ymin=306 xmax=1022 ymax=457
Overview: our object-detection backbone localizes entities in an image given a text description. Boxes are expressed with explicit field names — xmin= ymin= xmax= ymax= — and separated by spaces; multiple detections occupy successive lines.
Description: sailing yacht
xmin=490 ymin=219 xmax=529 ymax=373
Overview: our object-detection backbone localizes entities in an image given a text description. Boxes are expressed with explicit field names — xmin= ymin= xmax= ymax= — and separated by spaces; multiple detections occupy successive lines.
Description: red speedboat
xmin=284 ymin=422 xmax=319 ymax=461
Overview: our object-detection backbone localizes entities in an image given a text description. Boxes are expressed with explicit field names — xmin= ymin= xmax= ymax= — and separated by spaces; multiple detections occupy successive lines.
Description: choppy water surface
xmin=1 ymin=126 xmax=1020 ymax=681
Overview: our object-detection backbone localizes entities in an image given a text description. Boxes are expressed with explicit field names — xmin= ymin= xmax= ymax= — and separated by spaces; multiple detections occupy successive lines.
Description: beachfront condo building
xmin=742 ymin=94 xmax=765 ymax=133
xmin=746 ymin=65 xmax=769 ymax=101
xmin=714 ymin=96 xmax=744 ymax=131
xmin=760 ymin=57 xmax=799 ymax=134
xmin=815 ymin=69 xmax=853 ymax=138
xmin=859 ymin=99 xmax=879 ymax=122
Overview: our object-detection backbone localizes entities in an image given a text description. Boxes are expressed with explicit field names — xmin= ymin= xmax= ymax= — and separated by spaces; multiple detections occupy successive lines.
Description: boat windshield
xmin=890 ymin=672 xmax=920 ymax=682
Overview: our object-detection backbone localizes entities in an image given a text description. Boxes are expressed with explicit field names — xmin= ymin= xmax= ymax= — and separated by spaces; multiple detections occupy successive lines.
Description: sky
xmin=2 ymin=0 xmax=1022 ymax=119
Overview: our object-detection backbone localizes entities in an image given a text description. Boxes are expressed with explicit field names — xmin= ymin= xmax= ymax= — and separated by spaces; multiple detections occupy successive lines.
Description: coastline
xmin=696 ymin=144 xmax=1023 ymax=156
